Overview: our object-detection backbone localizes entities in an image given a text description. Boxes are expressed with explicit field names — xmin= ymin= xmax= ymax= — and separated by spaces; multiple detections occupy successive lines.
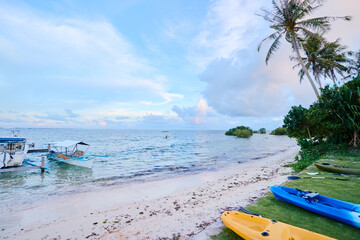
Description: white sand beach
xmin=1 ymin=146 xmax=299 ymax=240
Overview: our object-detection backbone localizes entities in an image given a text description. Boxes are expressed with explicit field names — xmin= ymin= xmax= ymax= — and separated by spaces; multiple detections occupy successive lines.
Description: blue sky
xmin=1 ymin=0 xmax=359 ymax=130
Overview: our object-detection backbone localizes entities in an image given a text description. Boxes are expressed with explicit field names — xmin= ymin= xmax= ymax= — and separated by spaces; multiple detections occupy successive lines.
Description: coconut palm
xmin=346 ymin=50 xmax=360 ymax=78
xmin=258 ymin=0 xmax=351 ymax=97
xmin=293 ymin=36 xmax=349 ymax=88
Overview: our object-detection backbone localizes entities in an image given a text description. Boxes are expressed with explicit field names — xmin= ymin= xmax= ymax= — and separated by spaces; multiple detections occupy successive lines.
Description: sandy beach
xmin=1 ymin=146 xmax=299 ymax=240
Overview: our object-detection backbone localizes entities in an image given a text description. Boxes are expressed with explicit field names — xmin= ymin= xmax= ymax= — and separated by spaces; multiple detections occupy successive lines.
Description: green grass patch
xmin=212 ymin=152 xmax=360 ymax=240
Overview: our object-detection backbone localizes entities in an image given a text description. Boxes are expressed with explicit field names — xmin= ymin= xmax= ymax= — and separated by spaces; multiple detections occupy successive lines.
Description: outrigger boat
xmin=47 ymin=140 xmax=95 ymax=168
xmin=0 ymin=138 xmax=29 ymax=168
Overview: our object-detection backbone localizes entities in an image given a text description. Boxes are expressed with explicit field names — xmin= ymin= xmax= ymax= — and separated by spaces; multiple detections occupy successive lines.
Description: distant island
xmin=226 ymin=126 xmax=288 ymax=137
xmin=270 ymin=127 xmax=287 ymax=135
xmin=225 ymin=126 xmax=267 ymax=138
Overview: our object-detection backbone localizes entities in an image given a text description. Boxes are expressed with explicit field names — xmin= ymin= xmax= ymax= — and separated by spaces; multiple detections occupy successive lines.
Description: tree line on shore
xmin=225 ymin=126 xmax=287 ymax=138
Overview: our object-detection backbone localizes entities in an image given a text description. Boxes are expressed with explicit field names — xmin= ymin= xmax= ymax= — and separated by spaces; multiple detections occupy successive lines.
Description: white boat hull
xmin=0 ymin=145 xmax=28 ymax=168
xmin=49 ymin=155 xmax=95 ymax=168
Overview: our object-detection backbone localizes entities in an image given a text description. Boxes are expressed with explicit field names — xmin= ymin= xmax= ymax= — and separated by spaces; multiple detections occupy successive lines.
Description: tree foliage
xmin=283 ymin=105 xmax=312 ymax=138
xmin=271 ymin=127 xmax=288 ymax=135
xmin=225 ymin=126 xmax=253 ymax=138
xmin=294 ymin=36 xmax=350 ymax=87
xmin=258 ymin=0 xmax=351 ymax=97
xmin=234 ymin=129 xmax=252 ymax=138
xmin=346 ymin=49 xmax=360 ymax=78
xmin=283 ymin=75 xmax=360 ymax=146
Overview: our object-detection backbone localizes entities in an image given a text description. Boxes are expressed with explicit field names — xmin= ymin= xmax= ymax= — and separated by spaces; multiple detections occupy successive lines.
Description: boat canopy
xmin=0 ymin=138 xmax=26 ymax=143
xmin=51 ymin=140 xmax=89 ymax=148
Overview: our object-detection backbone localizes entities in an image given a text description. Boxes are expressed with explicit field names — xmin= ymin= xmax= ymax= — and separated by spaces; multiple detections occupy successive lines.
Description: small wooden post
xmin=41 ymin=156 xmax=45 ymax=173
xmin=47 ymin=144 xmax=51 ymax=151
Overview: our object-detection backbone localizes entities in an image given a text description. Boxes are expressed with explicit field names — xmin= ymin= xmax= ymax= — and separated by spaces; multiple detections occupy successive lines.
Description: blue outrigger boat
xmin=270 ymin=185 xmax=360 ymax=228
xmin=47 ymin=140 xmax=95 ymax=168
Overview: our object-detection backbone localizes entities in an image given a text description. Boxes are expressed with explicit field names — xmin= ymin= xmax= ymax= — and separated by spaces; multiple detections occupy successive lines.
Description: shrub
xmin=286 ymin=138 xmax=348 ymax=172
xmin=259 ymin=128 xmax=266 ymax=134
xmin=234 ymin=129 xmax=252 ymax=138
xmin=225 ymin=126 xmax=253 ymax=136
xmin=283 ymin=74 xmax=360 ymax=146
xmin=271 ymin=127 xmax=287 ymax=135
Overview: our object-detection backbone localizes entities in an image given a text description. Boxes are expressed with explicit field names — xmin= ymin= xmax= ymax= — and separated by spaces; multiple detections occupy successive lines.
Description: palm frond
xmin=265 ymin=33 xmax=283 ymax=65
xmin=258 ymin=32 xmax=282 ymax=52
xmin=297 ymin=18 xmax=330 ymax=32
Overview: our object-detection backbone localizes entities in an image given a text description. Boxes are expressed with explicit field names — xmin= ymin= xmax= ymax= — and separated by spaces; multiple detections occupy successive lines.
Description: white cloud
xmin=189 ymin=0 xmax=266 ymax=69
xmin=191 ymin=0 xmax=358 ymax=120
xmin=199 ymin=47 xmax=316 ymax=117
xmin=0 ymin=2 xmax=181 ymax=112
xmin=172 ymin=98 xmax=215 ymax=125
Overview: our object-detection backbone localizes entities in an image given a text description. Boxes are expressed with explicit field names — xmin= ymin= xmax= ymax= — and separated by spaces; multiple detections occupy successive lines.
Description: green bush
xmin=225 ymin=126 xmax=253 ymax=136
xmin=271 ymin=127 xmax=287 ymax=135
xmin=286 ymin=138 xmax=348 ymax=172
xmin=234 ymin=129 xmax=252 ymax=138
xmin=259 ymin=128 xmax=266 ymax=134
xmin=283 ymin=74 xmax=360 ymax=145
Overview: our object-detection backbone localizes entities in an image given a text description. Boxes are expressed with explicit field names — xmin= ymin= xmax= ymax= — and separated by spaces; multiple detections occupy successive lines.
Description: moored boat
xmin=0 ymin=138 xmax=29 ymax=168
xmin=270 ymin=185 xmax=360 ymax=228
xmin=315 ymin=162 xmax=360 ymax=175
xmin=221 ymin=211 xmax=335 ymax=240
xmin=47 ymin=140 xmax=95 ymax=168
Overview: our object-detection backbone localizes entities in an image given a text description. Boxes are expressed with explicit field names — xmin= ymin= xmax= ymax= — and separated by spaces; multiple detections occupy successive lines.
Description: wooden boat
xmin=221 ymin=211 xmax=335 ymax=240
xmin=315 ymin=162 xmax=360 ymax=175
xmin=270 ymin=185 xmax=360 ymax=228
xmin=0 ymin=138 xmax=29 ymax=168
xmin=47 ymin=140 xmax=95 ymax=168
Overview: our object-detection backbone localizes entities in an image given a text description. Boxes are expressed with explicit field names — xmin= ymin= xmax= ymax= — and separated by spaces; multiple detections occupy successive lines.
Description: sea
xmin=0 ymin=128 xmax=297 ymax=212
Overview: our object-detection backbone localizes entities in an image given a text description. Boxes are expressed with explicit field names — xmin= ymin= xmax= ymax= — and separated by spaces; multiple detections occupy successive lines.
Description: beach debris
xmin=86 ymin=232 xmax=98 ymax=238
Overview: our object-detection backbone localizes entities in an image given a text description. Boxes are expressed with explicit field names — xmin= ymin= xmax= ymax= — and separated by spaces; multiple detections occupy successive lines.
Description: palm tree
xmin=347 ymin=50 xmax=360 ymax=77
xmin=293 ymin=36 xmax=349 ymax=88
xmin=258 ymin=0 xmax=351 ymax=97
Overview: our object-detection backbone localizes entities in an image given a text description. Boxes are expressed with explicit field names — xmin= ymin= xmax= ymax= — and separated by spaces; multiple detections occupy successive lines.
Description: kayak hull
xmin=221 ymin=211 xmax=335 ymax=240
xmin=270 ymin=185 xmax=360 ymax=228
xmin=315 ymin=163 xmax=360 ymax=175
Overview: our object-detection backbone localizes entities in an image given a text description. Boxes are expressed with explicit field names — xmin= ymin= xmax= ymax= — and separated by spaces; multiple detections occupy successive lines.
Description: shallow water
xmin=0 ymin=128 xmax=296 ymax=212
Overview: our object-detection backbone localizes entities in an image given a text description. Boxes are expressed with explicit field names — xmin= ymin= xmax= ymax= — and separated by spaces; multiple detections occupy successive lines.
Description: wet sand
xmin=1 ymin=146 xmax=299 ymax=240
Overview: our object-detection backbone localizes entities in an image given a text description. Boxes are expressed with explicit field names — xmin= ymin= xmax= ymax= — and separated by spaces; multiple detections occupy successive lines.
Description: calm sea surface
xmin=0 ymin=128 xmax=297 ymax=212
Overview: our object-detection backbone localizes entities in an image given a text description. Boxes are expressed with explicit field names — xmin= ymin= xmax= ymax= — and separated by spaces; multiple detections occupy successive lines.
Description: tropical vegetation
xmin=270 ymin=127 xmax=287 ymax=135
xmin=284 ymin=75 xmax=360 ymax=145
xmin=225 ymin=126 xmax=253 ymax=138
xmin=254 ymin=128 xmax=266 ymax=134
xmin=214 ymin=1 xmax=360 ymax=239
xmin=293 ymin=35 xmax=350 ymax=88
xmin=282 ymin=74 xmax=360 ymax=172
xmin=258 ymin=0 xmax=351 ymax=97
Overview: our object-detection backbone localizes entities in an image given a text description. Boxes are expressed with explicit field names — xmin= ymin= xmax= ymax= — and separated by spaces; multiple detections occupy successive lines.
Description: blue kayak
xmin=270 ymin=185 xmax=360 ymax=228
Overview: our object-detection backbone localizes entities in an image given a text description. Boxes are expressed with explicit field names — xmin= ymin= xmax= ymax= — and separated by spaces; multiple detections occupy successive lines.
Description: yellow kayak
xmin=221 ymin=211 xmax=336 ymax=240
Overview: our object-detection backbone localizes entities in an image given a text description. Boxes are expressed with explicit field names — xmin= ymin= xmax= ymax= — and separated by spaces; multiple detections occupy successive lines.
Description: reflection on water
xmin=0 ymin=129 xmax=297 ymax=212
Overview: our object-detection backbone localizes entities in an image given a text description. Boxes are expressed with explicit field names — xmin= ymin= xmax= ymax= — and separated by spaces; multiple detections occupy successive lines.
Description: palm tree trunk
xmin=354 ymin=131 xmax=358 ymax=147
xmin=292 ymin=35 xmax=320 ymax=97
xmin=307 ymin=126 xmax=311 ymax=139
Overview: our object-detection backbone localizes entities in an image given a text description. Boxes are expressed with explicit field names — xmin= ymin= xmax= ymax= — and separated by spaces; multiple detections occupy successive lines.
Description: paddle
xmin=306 ymin=172 xmax=360 ymax=177
xmin=239 ymin=207 xmax=262 ymax=217
xmin=288 ymin=176 xmax=350 ymax=181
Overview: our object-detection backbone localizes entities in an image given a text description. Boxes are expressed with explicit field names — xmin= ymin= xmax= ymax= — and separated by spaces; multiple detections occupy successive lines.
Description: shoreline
xmin=1 ymin=145 xmax=299 ymax=240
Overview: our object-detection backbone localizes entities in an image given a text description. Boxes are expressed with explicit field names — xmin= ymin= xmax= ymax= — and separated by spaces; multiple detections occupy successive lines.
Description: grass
xmin=211 ymin=151 xmax=360 ymax=240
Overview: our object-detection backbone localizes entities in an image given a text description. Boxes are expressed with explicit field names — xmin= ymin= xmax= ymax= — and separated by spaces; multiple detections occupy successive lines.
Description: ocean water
xmin=0 ymin=128 xmax=297 ymax=212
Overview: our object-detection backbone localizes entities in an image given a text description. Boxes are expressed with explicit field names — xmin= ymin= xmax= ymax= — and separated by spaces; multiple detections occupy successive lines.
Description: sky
xmin=0 ymin=0 xmax=359 ymax=130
